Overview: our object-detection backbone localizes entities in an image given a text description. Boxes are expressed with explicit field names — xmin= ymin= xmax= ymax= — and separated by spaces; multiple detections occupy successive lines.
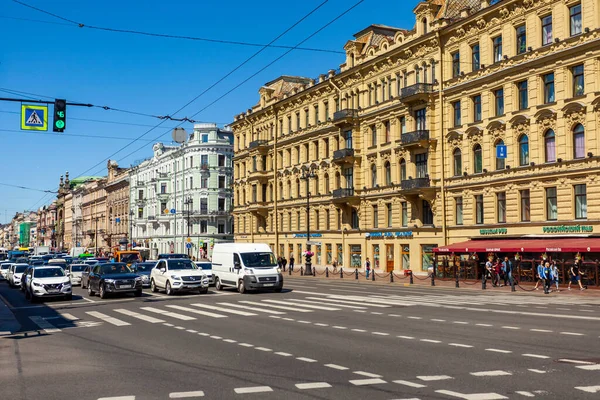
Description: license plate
xmin=47 ymin=289 xmax=59 ymax=293
xmin=118 ymin=285 xmax=132 ymax=289
xmin=263 ymin=283 xmax=274 ymax=287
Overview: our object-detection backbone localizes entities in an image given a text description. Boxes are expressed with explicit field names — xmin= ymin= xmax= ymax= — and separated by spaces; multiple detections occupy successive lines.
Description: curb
xmin=0 ymin=293 xmax=20 ymax=336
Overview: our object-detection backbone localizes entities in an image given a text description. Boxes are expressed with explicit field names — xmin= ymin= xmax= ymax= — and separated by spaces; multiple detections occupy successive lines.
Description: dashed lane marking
xmin=372 ymin=332 xmax=389 ymax=336
xmin=522 ymin=354 xmax=550 ymax=359
xmin=515 ymin=392 xmax=535 ymax=397
xmin=527 ymin=369 xmax=547 ymax=374
xmin=576 ymin=364 xmax=600 ymax=370
xmin=85 ymin=312 xmax=131 ymax=327
xmin=166 ymin=305 xmax=227 ymax=319
xmin=530 ymin=329 xmax=553 ymax=333
xmin=216 ymin=302 xmax=286 ymax=315
xmin=560 ymin=332 xmax=584 ymax=336
xmin=558 ymin=359 xmax=595 ymax=365
xmin=435 ymin=389 xmax=508 ymax=400
xmin=353 ymin=371 xmax=383 ymax=378
xmin=417 ymin=375 xmax=453 ymax=381
xmin=275 ymin=352 xmax=293 ymax=357
xmin=325 ymin=364 xmax=349 ymax=370
xmin=296 ymin=357 xmax=317 ymax=363
xmin=470 ymin=370 xmax=512 ymax=377
xmin=255 ymin=347 xmax=272 ymax=352
xmin=485 ymin=348 xmax=512 ymax=354
xmin=449 ymin=343 xmax=473 ymax=348
xmin=97 ymin=397 xmax=135 ymax=400
xmin=351 ymin=328 xmax=367 ymax=332
xmin=393 ymin=380 xmax=426 ymax=388
xmin=349 ymin=378 xmax=387 ymax=386
xmin=234 ymin=386 xmax=273 ymax=394
xmin=169 ymin=391 xmax=205 ymax=398
xmin=420 ymin=339 xmax=442 ymax=343
xmin=295 ymin=382 xmax=332 ymax=390
xmin=397 ymin=335 xmax=415 ymax=340
xmin=113 ymin=309 xmax=165 ymax=324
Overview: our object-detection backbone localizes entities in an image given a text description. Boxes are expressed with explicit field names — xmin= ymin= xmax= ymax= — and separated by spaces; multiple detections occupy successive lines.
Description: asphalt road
xmin=1 ymin=277 xmax=599 ymax=400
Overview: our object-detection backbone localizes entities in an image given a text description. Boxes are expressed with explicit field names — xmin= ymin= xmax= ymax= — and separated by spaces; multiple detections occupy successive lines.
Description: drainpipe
xmin=437 ymin=30 xmax=448 ymax=247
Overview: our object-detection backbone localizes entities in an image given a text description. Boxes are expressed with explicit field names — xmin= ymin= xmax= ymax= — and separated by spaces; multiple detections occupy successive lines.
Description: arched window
xmin=384 ymin=161 xmax=392 ymax=186
xmin=371 ymin=164 xmax=378 ymax=187
xmin=495 ymin=140 xmax=505 ymax=170
xmin=314 ymin=174 xmax=320 ymax=195
xmin=335 ymin=172 xmax=341 ymax=189
xmin=324 ymin=173 xmax=330 ymax=194
xmin=473 ymin=144 xmax=483 ymax=173
xmin=399 ymin=158 xmax=407 ymax=181
xmin=279 ymin=182 xmax=284 ymax=200
xmin=544 ymin=129 xmax=556 ymax=162
xmin=573 ymin=124 xmax=585 ymax=159
xmin=453 ymin=148 xmax=462 ymax=176
xmin=415 ymin=67 xmax=421 ymax=83
xmin=296 ymin=179 xmax=301 ymax=197
xmin=287 ymin=181 xmax=292 ymax=199
xmin=519 ymin=135 xmax=529 ymax=166
xmin=422 ymin=18 xmax=428 ymax=34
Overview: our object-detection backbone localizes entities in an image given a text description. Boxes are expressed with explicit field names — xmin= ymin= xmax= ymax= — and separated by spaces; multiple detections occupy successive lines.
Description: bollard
xmin=340 ymin=267 xmax=343 ymax=278
xmin=289 ymin=267 xmax=292 ymax=276
xmin=300 ymin=266 xmax=304 ymax=276
xmin=355 ymin=268 xmax=358 ymax=280
xmin=372 ymin=270 xmax=375 ymax=281
xmin=431 ymin=272 xmax=435 ymax=286
xmin=326 ymin=267 xmax=329 ymax=278
xmin=455 ymin=272 xmax=460 ymax=288
xmin=313 ymin=267 xmax=316 ymax=277
xmin=390 ymin=272 xmax=394 ymax=283
xmin=481 ymin=273 xmax=486 ymax=290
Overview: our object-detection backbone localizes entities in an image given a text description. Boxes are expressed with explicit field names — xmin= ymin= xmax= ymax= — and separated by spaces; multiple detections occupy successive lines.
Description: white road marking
xmin=186 ymin=330 xmax=197 ymax=333
xmin=560 ymin=331 xmax=584 ymax=336
xmin=216 ymin=302 xmax=285 ymax=315
xmin=325 ymin=364 xmax=348 ymax=370
xmin=296 ymin=320 xmax=311 ymax=324
xmin=417 ymin=375 xmax=453 ymax=381
xmin=431 ymin=319 xmax=446 ymax=322
xmin=515 ymin=391 xmax=535 ymax=397
xmin=351 ymin=328 xmax=367 ymax=332
xmin=353 ymin=371 xmax=382 ymax=378
xmin=435 ymin=389 xmax=508 ymax=399
xmin=274 ymin=352 xmax=292 ymax=357
xmin=531 ymin=329 xmax=553 ymax=333
xmin=393 ymin=380 xmax=426 ymax=388
xmin=97 ymin=397 xmax=135 ymax=400
xmin=558 ymin=359 xmax=595 ymax=365
xmin=470 ymin=370 xmax=512 ymax=377
xmin=501 ymin=326 xmax=520 ymax=330
xmin=261 ymin=299 xmax=340 ymax=311
xmin=304 ymin=296 xmax=390 ymax=308
xmin=282 ymin=317 xmax=295 ymax=321
xmin=294 ymin=298 xmax=368 ymax=309
xmin=485 ymin=348 xmax=512 ymax=354
xmin=527 ymin=369 xmax=547 ymax=374
xmin=353 ymin=310 xmax=367 ymax=313
xmin=166 ymin=305 xmax=227 ymax=319
xmin=296 ymin=357 xmax=317 ymax=362
xmin=332 ymin=326 xmax=347 ymax=330
xmin=175 ymin=326 xmax=186 ymax=330
xmin=295 ymin=382 xmax=332 ymax=389
xmin=575 ymin=385 xmax=600 ymax=393
xmin=59 ymin=313 xmax=79 ymax=321
xmin=113 ymin=309 xmax=164 ymax=324
xmin=389 ymin=314 xmax=402 ymax=317
xmin=85 ymin=312 xmax=131 ymax=327
xmin=30 ymin=316 xmax=61 ymax=333
xmin=420 ymin=339 xmax=442 ymax=343
xmin=0 ymin=331 xmax=12 ymax=335
xmin=234 ymin=386 xmax=273 ymax=394
xmin=238 ymin=343 xmax=253 ymax=347
xmin=576 ymin=364 xmax=600 ymax=370
xmin=223 ymin=339 xmax=237 ymax=343
xmin=371 ymin=312 xmax=384 ymax=315
xmin=163 ymin=323 xmax=174 ymax=327
xmin=522 ymin=354 xmax=550 ymax=359
xmin=238 ymin=300 xmax=312 ymax=312
xmin=453 ymin=321 xmax=469 ymax=325
xmin=169 ymin=391 xmax=205 ymax=398
xmin=349 ymin=378 xmax=387 ymax=386
xmin=397 ymin=335 xmax=415 ymax=340
xmin=197 ymin=333 xmax=209 ymax=337
xmin=449 ymin=343 xmax=473 ymax=348
xmin=314 ymin=323 xmax=329 ymax=327
xmin=407 ymin=316 xmax=422 ymax=320
xmin=81 ymin=297 xmax=96 ymax=303
xmin=140 ymin=307 xmax=196 ymax=321
xmin=255 ymin=347 xmax=272 ymax=352
xmin=189 ymin=303 xmax=257 ymax=316
xmin=476 ymin=324 xmax=493 ymax=327
xmin=372 ymin=332 xmax=389 ymax=336
xmin=209 ymin=335 xmax=222 ymax=339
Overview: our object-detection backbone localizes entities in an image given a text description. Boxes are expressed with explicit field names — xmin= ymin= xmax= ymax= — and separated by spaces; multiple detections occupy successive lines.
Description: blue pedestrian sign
xmin=115 ymin=217 xmax=121 ymax=223
xmin=170 ymin=209 xmax=176 ymax=214
xmin=21 ymin=104 xmax=49 ymax=131
xmin=186 ymin=243 xmax=192 ymax=249
xmin=496 ymin=145 xmax=507 ymax=159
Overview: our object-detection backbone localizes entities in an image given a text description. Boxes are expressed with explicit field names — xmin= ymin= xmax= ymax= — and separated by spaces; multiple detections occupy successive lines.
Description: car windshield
xmin=161 ymin=254 xmax=188 ymax=259
xmin=15 ymin=265 xmax=27 ymax=273
xmin=70 ymin=265 xmax=86 ymax=272
xmin=168 ymin=260 xmax=196 ymax=270
xmin=120 ymin=253 xmax=140 ymax=263
xmin=100 ymin=264 xmax=132 ymax=274
xmin=34 ymin=268 xmax=66 ymax=278
xmin=196 ymin=263 xmax=212 ymax=270
xmin=134 ymin=263 xmax=154 ymax=272
xmin=0 ymin=265 xmax=9 ymax=270
xmin=84 ymin=261 xmax=98 ymax=266
xmin=240 ymin=252 xmax=278 ymax=268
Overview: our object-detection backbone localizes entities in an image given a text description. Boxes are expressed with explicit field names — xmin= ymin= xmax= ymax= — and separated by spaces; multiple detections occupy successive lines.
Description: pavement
xmin=1 ymin=275 xmax=599 ymax=399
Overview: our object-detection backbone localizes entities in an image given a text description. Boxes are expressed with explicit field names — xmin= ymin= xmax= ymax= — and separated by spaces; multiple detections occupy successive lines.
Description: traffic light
xmin=53 ymin=99 xmax=66 ymax=132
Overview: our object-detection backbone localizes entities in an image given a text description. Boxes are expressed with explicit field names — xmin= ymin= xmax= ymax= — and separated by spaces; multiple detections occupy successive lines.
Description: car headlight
xmin=277 ymin=268 xmax=282 ymax=274
xmin=171 ymin=275 xmax=181 ymax=280
xmin=243 ymin=268 xmax=254 ymax=274
xmin=135 ymin=276 xmax=142 ymax=281
xmin=32 ymin=280 xmax=43 ymax=287
xmin=104 ymin=279 xmax=115 ymax=284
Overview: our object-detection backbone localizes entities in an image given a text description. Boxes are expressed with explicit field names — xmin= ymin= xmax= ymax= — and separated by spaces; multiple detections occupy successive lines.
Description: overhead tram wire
xmin=0 ymin=128 xmax=158 ymax=142
xmin=69 ymin=1 xmax=331 ymax=179
xmin=0 ymin=182 xmax=57 ymax=194
xmin=109 ymin=0 xmax=366 ymax=170
xmin=10 ymin=1 xmax=343 ymax=55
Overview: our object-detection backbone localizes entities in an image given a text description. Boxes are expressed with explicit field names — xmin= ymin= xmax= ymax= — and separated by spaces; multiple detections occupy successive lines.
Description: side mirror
xmin=159 ymin=268 xmax=166 ymax=273
xmin=234 ymin=262 xmax=241 ymax=269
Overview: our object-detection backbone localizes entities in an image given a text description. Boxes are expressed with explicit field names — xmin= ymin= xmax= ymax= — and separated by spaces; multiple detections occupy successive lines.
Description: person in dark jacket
xmin=289 ymin=255 xmax=295 ymax=272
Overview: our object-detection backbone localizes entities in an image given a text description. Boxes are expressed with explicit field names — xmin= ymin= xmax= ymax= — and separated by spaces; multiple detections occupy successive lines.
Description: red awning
xmin=434 ymin=238 xmax=600 ymax=253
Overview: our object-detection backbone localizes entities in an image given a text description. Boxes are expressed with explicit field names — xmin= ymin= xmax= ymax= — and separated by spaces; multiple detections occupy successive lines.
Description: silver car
xmin=67 ymin=264 xmax=87 ymax=286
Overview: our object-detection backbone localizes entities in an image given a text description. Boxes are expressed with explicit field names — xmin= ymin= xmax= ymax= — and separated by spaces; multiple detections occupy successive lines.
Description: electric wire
xmin=0 ymin=182 xmax=57 ymax=193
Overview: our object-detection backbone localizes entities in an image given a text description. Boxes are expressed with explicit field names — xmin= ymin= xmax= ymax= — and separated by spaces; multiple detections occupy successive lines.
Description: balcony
xmin=400 ymin=83 xmax=435 ymax=104
xmin=147 ymin=215 xmax=156 ymax=221
xmin=249 ymin=140 xmax=270 ymax=151
xmin=400 ymin=130 xmax=430 ymax=147
xmin=332 ymin=148 xmax=356 ymax=165
xmin=247 ymin=170 xmax=270 ymax=182
xmin=333 ymin=109 xmax=358 ymax=126
xmin=401 ymin=177 xmax=431 ymax=191
xmin=331 ymin=188 xmax=359 ymax=204
xmin=247 ymin=202 xmax=269 ymax=214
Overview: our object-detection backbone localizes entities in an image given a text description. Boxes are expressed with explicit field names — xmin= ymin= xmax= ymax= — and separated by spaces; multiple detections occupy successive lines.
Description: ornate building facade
xmin=105 ymin=160 xmax=131 ymax=250
xmin=232 ymin=0 xmax=600 ymax=271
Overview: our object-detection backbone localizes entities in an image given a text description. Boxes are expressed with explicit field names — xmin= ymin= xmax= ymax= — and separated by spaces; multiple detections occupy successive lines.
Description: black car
xmin=87 ymin=263 xmax=143 ymax=299
xmin=157 ymin=253 xmax=189 ymax=260
xmin=130 ymin=262 xmax=155 ymax=287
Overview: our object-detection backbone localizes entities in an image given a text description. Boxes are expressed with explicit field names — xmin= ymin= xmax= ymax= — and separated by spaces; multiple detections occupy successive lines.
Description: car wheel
xmin=215 ymin=277 xmax=223 ymax=291
xmin=150 ymin=279 xmax=158 ymax=293
xmin=88 ymin=283 xmax=95 ymax=296
xmin=99 ymin=283 xmax=107 ymax=299
xmin=165 ymin=281 xmax=173 ymax=296
xmin=274 ymin=287 xmax=283 ymax=293
xmin=134 ymin=289 xmax=142 ymax=297
xmin=198 ymin=287 xmax=208 ymax=294
xmin=65 ymin=293 xmax=73 ymax=301
xmin=238 ymin=279 xmax=246 ymax=294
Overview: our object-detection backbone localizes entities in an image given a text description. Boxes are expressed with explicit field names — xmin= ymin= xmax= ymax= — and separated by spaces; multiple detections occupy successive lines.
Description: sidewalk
xmin=0 ymin=294 xmax=19 ymax=336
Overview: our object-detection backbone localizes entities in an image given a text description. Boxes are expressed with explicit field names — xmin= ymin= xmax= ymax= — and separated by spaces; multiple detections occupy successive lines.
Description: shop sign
xmin=366 ymin=231 xmax=414 ymax=238
xmin=293 ymin=233 xmax=323 ymax=238
xmin=542 ymin=225 xmax=593 ymax=234
xmin=479 ymin=228 xmax=508 ymax=235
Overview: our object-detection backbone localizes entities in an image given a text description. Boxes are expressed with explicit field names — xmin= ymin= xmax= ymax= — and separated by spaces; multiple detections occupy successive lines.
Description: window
xmin=160 ymin=183 xmax=167 ymax=194
xmin=542 ymin=15 xmax=553 ymax=45
xmin=373 ymin=205 xmax=379 ymax=228
xmin=200 ymin=198 xmax=208 ymax=214
xmin=160 ymin=202 xmax=167 ymax=213
xmin=401 ymin=202 xmax=408 ymax=227
xmin=138 ymin=207 xmax=143 ymax=218
xmin=296 ymin=112 xmax=300 ymax=130
xmin=570 ymin=4 xmax=582 ymax=36
xmin=399 ymin=159 xmax=407 ymax=181
xmin=415 ymin=153 xmax=428 ymax=178
xmin=326 ymin=209 xmax=330 ymax=230
xmin=252 ymin=185 xmax=257 ymax=203
xmin=201 ymin=134 xmax=208 ymax=143
xmin=305 ymin=109 xmax=309 ymax=127
xmin=314 ymin=104 xmax=319 ymax=123
xmin=371 ymin=125 xmax=377 ymax=146
xmin=138 ymin=189 xmax=144 ymax=199
xmin=422 ymin=200 xmax=433 ymax=225
xmin=494 ymin=88 xmax=504 ymax=116
xmin=218 ymin=176 xmax=226 ymax=188
xmin=575 ymin=184 xmax=587 ymax=219
xmin=497 ymin=192 xmax=506 ymax=223
xmin=516 ymin=25 xmax=527 ymax=54
xmin=351 ymin=209 xmax=359 ymax=229
xmin=201 ymin=176 xmax=208 ymax=188
xmin=415 ymin=68 xmax=421 ymax=84
xmin=517 ymin=80 xmax=528 ymax=110
xmin=344 ymin=130 xmax=353 ymax=149
xmin=475 ymin=194 xmax=484 ymax=224
xmin=520 ymin=189 xmax=530 ymax=221
xmin=543 ymin=73 xmax=555 ymax=103
xmin=452 ymin=51 xmax=460 ymax=78
xmin=572 ymin=64 xmax=584 ymax=96
xmin=400 ymin=116 xmax=407 ymax=133
xmin=452 ymin=101 xmax=461 ymax=127
xmin=544 ymin=130 xmax=556 ymax=162
xmin=471 ymin=43 xmax=480 ymax=71
xmin=546 ymin=187 xmax=557 ymax=220
xmin=384 ymin=120 xmax=391 ymax=143
xmin=218 ymin=222 xmax=225 ymax=234
xmin=287 ymin=115 xmax=292 ymax=133
xmin=473 ymin=144 xmax=483 ymax=174
xmin=493 ymin=36 xmax=503 ymax=62
xmin=218 ymin=155 xmax=226 ymax=167
xmin=453 ymin=148 xmax=462 ymax=176
xmin=573 ymin=124 xmax=585 ymax=159
xmin=415 ymin=108 xmax=426 ymax=130
xmin=495 ymin=140 xmax=505 ymax=170
xmin=384 ymin=162 xmax=391 ymax=186
xmin=455 ymin=197 xmax=463 ymax=225
xmin=473 ymin=95 xmax=482 ymax=122
xmin=387 ymin=203 xmax=393 ymax=227
xmin=200 ymin=220 xmax=208 ymax=233
xmin=189 ymin=176 xmax=193 ymax=189
xmin=371 ymin=164 xmax=377 ymax=187
xmin=519 ymin=135 xmax=529 ymax=166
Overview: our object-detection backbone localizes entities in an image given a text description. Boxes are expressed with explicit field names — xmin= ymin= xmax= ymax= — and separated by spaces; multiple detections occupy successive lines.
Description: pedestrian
xmin=331 ymin=259 xmax=338 ymax=274
xmin=277 ymin=256 xmax=282 ymax=271
xmin=534 ymin=258 xmax=546 ymax=291
xmin=502 ymin=256 xmax=515 ymax=291
xmin=365 ymin=257 xmax=371 ymax=279
xmin=541 ymin=261 xmax=552 ymax=294
xmin=483 ymin=254 xmax=494 ymax=289
xmin=551 ymin=260 xmax=560 ymax=292
xmin=282 ymin=257 xmax=287 ymax=272
xmin=568 ymin=257 xmax=586 ymax=291
xmin=289 ymin=255 xmax=295 ymax=272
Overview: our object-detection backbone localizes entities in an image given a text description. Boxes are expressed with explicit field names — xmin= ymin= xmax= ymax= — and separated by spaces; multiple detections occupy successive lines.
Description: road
xmin=1 ymin=276 xmax=599 ymax=399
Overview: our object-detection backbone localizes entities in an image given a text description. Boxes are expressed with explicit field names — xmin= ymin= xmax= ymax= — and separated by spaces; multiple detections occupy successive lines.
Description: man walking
xmin=365 ymin=257 xmax=371 ymax=280
xmin=541 ymin=261 xmax=552 ymax=294
xmin=568 ymin=258 xmax=586 ymax=291
xmin=502 ymin=256 xmax=515 ymax=292
xmin=289 ymin=255 xmax=295 ymax=272
xmin=282 ymin=256 xmax=287 ymax=273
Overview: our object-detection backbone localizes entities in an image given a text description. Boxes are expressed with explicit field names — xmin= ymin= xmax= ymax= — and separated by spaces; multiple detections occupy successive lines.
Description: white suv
xmin=8 ymin=263 xmax=28 ymax=288
xmin=150 ymin=259 xmax=209 ymax=295
xmin=25 ymin=266 xmax=72 ymax=301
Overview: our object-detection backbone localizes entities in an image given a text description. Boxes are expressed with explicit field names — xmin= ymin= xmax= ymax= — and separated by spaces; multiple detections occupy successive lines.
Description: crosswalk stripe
xmin=305 ymin=297 xmax=390 ymax=308
xmin=113 ymin=309 xmax=165 ymax=323
xmin=216 ymin=302 xmax=286 ymax=315
xmin=59 ymin=313 xmax=79 ymax=321
xmin=30 ymin=316 xmax=61 ymax=333
xmin=189 ymin=303 xmax=257 ymax=316
xmin=260 ymin=299 xmax=340 ymax=311
xmin=295 ymin=298 xmax=368 ymax=309
xmin=140 ymin=307 xmax=196 ymax=321
xmin=238 ymin=300 xmax=312 ymax=312
xmin=86 ymin=311 xmax=131 ymax=326
xmin=166 ymin=305 xmax=227 ymax=319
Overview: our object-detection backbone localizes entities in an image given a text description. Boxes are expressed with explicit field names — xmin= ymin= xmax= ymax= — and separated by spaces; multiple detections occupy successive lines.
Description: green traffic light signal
xmin=53 ymin=99 xmax=66 ymax=132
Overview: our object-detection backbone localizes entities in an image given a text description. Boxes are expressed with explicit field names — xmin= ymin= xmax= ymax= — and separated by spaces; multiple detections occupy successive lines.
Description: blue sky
xmin=0 ymin=0 xmax=418 ymax=223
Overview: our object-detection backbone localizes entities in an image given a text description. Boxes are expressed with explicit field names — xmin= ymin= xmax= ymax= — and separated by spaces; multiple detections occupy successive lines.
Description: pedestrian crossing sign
xmin=21 ymin=104 xmax=49 ymax=131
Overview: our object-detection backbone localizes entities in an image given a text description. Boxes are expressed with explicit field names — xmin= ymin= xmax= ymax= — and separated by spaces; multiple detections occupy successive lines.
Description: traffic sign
xmin=496 ymin=145 xmax=507 ymax=159
xmin=307 ymin=240 xmax=322 ymax=246
xmin=186 ymin=237 xmax=192 ymax=243
xmin=170 ymin=209 xmax=176 ymax=214
xmin=186 ymin=243 xmax=192 ymax=249
xmin=164 ymin=209 xmax=170 ymax=214
xmin=115 ymin=217 xmax=121 ymax=223
xmin=21 ymin=104 xmax=48 ymax=131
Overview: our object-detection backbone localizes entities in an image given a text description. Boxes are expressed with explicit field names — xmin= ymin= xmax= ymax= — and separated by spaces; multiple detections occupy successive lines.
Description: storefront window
xmin=401 ymin=245 xmax=410 ymax=269
xmin=422 ymin=245 xmax=436 ymax=271
xmin=298 ymin=244 xmax=302 ymax=263
xmin=337 ymin=244 xmax=343 ymax=266
xmin=288 ymin=244 xmax=293 ymax=260
xmin=386 ymin=244 xmax=394 ymax=271
xmin=316 ymin=245 xmax=321 ymax=265
xmin=350 ymin=245 xmax=362 ymax=268
xmin=279 ymin=244 xmax=285 ymax=259
xmin=373 ymin=244 xmax=380 ymax=269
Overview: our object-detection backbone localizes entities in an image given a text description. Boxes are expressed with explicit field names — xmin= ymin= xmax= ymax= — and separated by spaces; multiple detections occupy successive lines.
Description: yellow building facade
xmin=232 ymin=0 xmax=600 ymax=272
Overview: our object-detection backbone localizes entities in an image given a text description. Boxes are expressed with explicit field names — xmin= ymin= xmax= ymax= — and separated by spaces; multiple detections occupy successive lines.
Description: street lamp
xmin=128 ymin=209 xmax=134 ymax=249
xmin=184 ymin=196 xmax=193 ymax=257
xmin=300 ymin=167 xmax=317 ymax=275
xmin=94 ymin=214 xmax=105 ymax=256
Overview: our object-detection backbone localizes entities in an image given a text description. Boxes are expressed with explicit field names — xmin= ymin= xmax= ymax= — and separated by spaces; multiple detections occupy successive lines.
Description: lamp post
xmin=94 ymin=214 xmax=105 ymax=256
xmin=184 ymin=196 xmax=193 ymax=257
xmin=128 ymin=210 xmax=134 ymax=249
xmin=300 ymin=168 xmax=316 ymax=275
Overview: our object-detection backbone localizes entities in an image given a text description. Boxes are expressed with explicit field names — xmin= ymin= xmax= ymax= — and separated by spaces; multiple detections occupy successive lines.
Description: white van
xmin=212 ymin=243 xmax=282 ymax=294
